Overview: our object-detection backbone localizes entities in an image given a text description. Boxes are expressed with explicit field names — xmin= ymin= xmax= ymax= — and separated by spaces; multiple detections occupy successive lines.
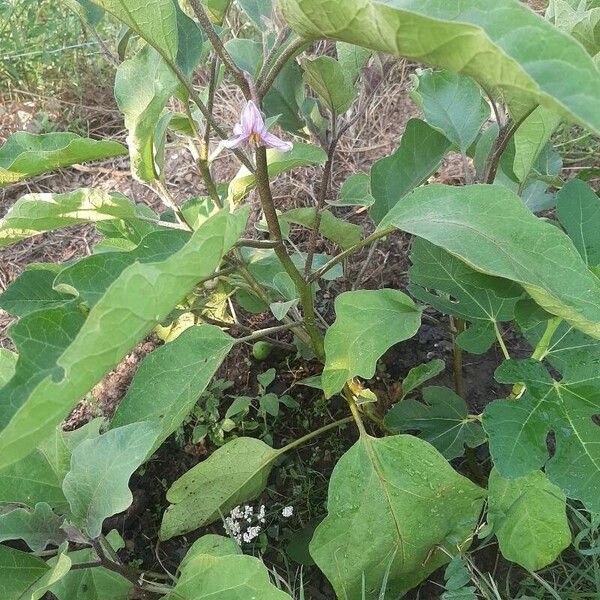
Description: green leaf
xmin=225 ymin=38 xmax=263 ymax=77
xmin=310 ymin=434 xmax=485 ymax=599
xmin=237 ymin=0 xmax=272 ymax=27
xmin=380 ymin=184 xmax=600 ymax=341
xmin=279 ymin=0 xmax=600 ymax=133
xmin=50 ymin=539 xmax=132 ymax=599
xmin=0 ymin=422 xmax=101 ymax=512
xmin=512 ymin=106 xmax=561 ymax=183
xmin=179 ymin=535 xmax=239 ymax=571
xmin=111 ymin=325 xmax=234 ymax=452
xmin=384 ymin=386 xmax=485 ymax=460
xmin=20 ymin=545 xmax=71 ymax=600
xmin=411 ymin=69 xmax=489 ymax=152
xmin=281 ymin=207 xmax=362 ymax=249
xmin=0 ymin=349 xmax=18 ymax=387
xmin=63 ymin=421 xmax=161 ymax=538
xmin=228 ymin=142 xmax=326 ymax=202
xmin=0 ymin=209 xmax=247 ymax=469
xmin=54 ymin=229 xmax=189 ymax=307
xmin=0 ymin=502 xmax=66 ymax=552
xmin=547 ymin=0 xmax=600 ymax=55
xmin=442 ymin=555 xmax=476 ymax=600
xmin=0 ymin=266 xmax=68 ymax=317
xmin=487 ymin=469 xmax=571 ymax=572
xmin=167 ymin=552 xmax=292 ymax=600
xmin=115 ymin=45 xmax=179 ymax=182
xmin=401 ymin=359 xmax=445 ymax=397
xmin=556 ymin=178 xmax=600 ymax=267
xmin=336 ymin=41 xmax=371 ymax=84
xmin=483 ymin=359 xmax=600 ymax=511
xmin=89 ymin=0 xmax=178 ymax=61
xmin=161 ymin=437 xmax=279 ymax=539
xmin=0 ymin=132 xmax=126 ymax=187
xmin=300 ymin=56 xmax=357 ymax=114
xmin=370 ymin=118 xmax=451 ymax=223
xmin=328 ymin=172 xmax=374 ymax=207
xmin=263 ymin=59 xmax=306 ymax=134
xmin=322 ymin=289 xmax=422 ymax=398
xmin=408 ymin=237 xmax=522 ymax=354
xmin=0 ymin=189 xmax=137 ymax=248
xmin=0 ymin=546 xmax=49 ymax=600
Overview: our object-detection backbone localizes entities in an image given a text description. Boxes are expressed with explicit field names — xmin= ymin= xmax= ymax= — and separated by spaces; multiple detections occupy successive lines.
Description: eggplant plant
xmin=1 ymin=0 xmax=600 ymax=598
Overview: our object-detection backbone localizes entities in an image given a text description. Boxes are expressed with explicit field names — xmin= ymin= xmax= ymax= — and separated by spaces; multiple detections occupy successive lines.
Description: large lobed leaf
xmin=380 ymin=184 xmax=600 ymax=341
xmin=483 ymin=359 xmax=600 ymax=512
xmin=310 ymin=434 xmax=485 ymax=599
xmin=279 ymin=0 xmax=600 ymax=133
xmin=0 ymin=208 xmax=248 ymax=469
xmin=0 ymin=132 xmax=126 ymax=187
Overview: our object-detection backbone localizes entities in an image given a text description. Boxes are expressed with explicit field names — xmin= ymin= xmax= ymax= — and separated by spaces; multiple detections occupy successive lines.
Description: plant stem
xmin=234 ymin=322 xmax=305 ymax=344
xmin=257 ymin=36 xmax=309 ymax=98
xmin=493 ymin=322 xmax=510 ymax=360
xmin=254 ymin=146 xmax=325 ymax=359
xmin=345 ymin=387 xmax=368 ymax=437
xmin=451 ymin=316 xmax=466 ymax=398
xmin=307 ymin=227 xmax=394 ymax=283
xmin=187 ymin=0 xmax=251 ymax=98
xmin=509 ymin=317 xmax=561 ymax=399
xmin=277 ymin=416 xmax=354 ymax=455
xmin=304 ymin=118 xmax=339 ymax=276
xmin=151 ymin=181 xmax=191 ymax=229
xmin=235 ymin=238 xmax=280 ymax=249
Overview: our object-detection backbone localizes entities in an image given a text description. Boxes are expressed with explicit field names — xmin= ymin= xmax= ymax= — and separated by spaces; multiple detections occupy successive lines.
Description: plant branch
xmin=451 ymin=316 xmax=466 ymax=398
xmin=304 ymin=118 xmax=339 ymax=276
xmin=234 ymin=322 xmax=305 ymax=344
xmin=257 ymin=36 xmax=309 ymax=99
xmin=236 ymin=238 xmax=281 ymax=249
xmin=254 ymin=145 xmax=325 ymax=359
xmin=277 ymin=416 xmax=354 ymax=455
xmin=344 ymin=385 xmax=368 ymax=437
xmin=493 ymin=321 xmax=510 ymax=360
xmin=187 ymin=0 xmax=251 ymax=98
xmin=307 ymin=227 xmax=394 ymax=283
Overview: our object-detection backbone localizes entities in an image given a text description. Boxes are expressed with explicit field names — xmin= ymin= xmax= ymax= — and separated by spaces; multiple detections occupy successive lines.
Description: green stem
xmin=344 ymin=386 xmax=368 ymax=437
xmin=510 ymin=317 xmax=561 ymax=399
xmin=276 ymin=416 xmax=354 ymax=455
xmin=254 ymin=146 xmax=325 ymax=359
xmin=234 ymin=322 xmax=305 ymax=344
xmin=187 ymin=0 xmax=251 ymax=97
xmin=257 ymin=37 xmax=309 ymax=99
xmin=493 ymin=321 xmax=511 ymax=360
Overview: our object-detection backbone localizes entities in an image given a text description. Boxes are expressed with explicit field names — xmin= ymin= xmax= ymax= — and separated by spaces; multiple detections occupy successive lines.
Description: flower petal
xmin=233 ymin=123 xmax=243 ymax=136
xmin=222 ymin=133 xmax=250 ymax=149
xmin=259 ymin=131 xmax=293 ymax=152
xmin=240 ymin=101 xmax=264 ymax=134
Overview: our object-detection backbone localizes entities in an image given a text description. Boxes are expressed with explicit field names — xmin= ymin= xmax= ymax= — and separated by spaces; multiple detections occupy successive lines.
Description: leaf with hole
xmin=483 ymin=359 xmax=600 ymax=512
xmin=381 ymin=184 xmax=600 ymax=341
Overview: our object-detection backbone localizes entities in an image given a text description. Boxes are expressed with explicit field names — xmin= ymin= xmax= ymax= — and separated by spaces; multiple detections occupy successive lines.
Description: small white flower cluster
xmin=224 ymin=504 xmax=266 ymax=544
xmin=281 ymin=505 xmax=294 ymax=518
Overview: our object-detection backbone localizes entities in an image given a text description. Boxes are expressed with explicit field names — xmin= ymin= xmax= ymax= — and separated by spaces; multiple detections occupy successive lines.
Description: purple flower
xmin=222 ymin=101 xmax=293 ymax=152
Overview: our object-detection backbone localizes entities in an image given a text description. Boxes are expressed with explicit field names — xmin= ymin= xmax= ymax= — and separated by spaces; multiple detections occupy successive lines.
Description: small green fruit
xmin=252 ymin=341 xmax=273 ymax=361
